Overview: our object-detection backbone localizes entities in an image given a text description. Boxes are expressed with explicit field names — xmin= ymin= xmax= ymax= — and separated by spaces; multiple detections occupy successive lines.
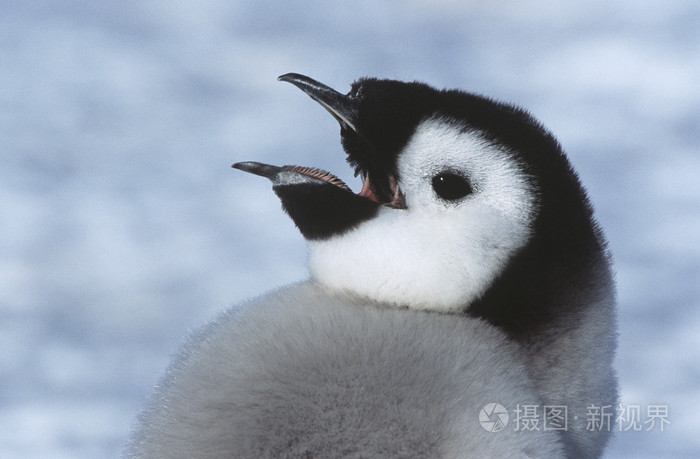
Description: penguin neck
xmin=467 ymin=199 xmax=613 ymax=340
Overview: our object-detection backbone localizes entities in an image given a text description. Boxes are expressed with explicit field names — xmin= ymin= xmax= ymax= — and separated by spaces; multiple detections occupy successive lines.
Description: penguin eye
xmin=431 ymin=172 xmax=472 ymax=201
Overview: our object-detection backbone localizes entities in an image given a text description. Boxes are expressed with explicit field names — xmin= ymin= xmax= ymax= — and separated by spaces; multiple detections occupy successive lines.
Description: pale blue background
xmin=1 ymin=1 xmax=698 ymax=457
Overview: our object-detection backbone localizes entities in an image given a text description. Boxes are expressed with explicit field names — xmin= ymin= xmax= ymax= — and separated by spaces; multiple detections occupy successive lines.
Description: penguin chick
xmin=129 ymin=283 xmax=565 ymax=458
xmin=234 ymin=74 xmax=617 ymax=457
xmin=129 ymin=74 xmax=616 ymax=458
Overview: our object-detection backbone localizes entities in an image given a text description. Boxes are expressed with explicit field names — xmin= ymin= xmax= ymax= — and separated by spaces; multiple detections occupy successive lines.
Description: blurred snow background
xmin=1 ymin=1 xmax=698 ymax=457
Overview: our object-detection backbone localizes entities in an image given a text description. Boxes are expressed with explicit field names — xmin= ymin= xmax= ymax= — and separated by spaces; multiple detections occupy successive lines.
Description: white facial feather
xmin=309 ymin=118 xmax=538 ymax=312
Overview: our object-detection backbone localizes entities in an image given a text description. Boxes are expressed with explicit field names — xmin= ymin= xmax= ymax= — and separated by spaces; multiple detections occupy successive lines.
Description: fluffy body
xmin=128 ymin=282 xmax=565 ymax=458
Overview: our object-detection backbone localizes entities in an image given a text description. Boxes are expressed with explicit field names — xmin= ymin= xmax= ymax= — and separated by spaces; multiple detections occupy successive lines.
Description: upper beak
xmin=278 ymin=73 xmax=358 ymax=133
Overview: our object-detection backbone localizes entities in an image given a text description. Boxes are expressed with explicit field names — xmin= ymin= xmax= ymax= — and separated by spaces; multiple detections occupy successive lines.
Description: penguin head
xmin=235 ymin=74 xmax=603 ymax=316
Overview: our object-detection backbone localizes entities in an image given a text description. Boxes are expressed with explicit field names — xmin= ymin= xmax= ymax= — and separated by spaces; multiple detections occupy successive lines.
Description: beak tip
xmin=232 ymin=161 xmax=285 ymax=181
xmin=277 ymin=72 xmax=302 ymax=84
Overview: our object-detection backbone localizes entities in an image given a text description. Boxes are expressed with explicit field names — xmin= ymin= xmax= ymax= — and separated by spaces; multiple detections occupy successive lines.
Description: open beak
xmin=232 ymin=74 xmax=408 ymax=240
xmin=276 ymin=73 xmax=406 ymax=210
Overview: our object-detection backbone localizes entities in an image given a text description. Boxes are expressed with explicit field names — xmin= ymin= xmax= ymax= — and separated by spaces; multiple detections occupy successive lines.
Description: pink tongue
xmin=358 ymin=176 xmax=380 ymax=203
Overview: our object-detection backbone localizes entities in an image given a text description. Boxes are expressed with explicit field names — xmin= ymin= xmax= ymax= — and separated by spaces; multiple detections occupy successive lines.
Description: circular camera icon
xmin=479 ymin=403 xmax=509 ymax=432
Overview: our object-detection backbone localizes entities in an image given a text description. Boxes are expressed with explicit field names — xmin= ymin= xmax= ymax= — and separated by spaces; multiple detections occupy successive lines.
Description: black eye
xmin=431 ymin=172 xmax=472 ymax=201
